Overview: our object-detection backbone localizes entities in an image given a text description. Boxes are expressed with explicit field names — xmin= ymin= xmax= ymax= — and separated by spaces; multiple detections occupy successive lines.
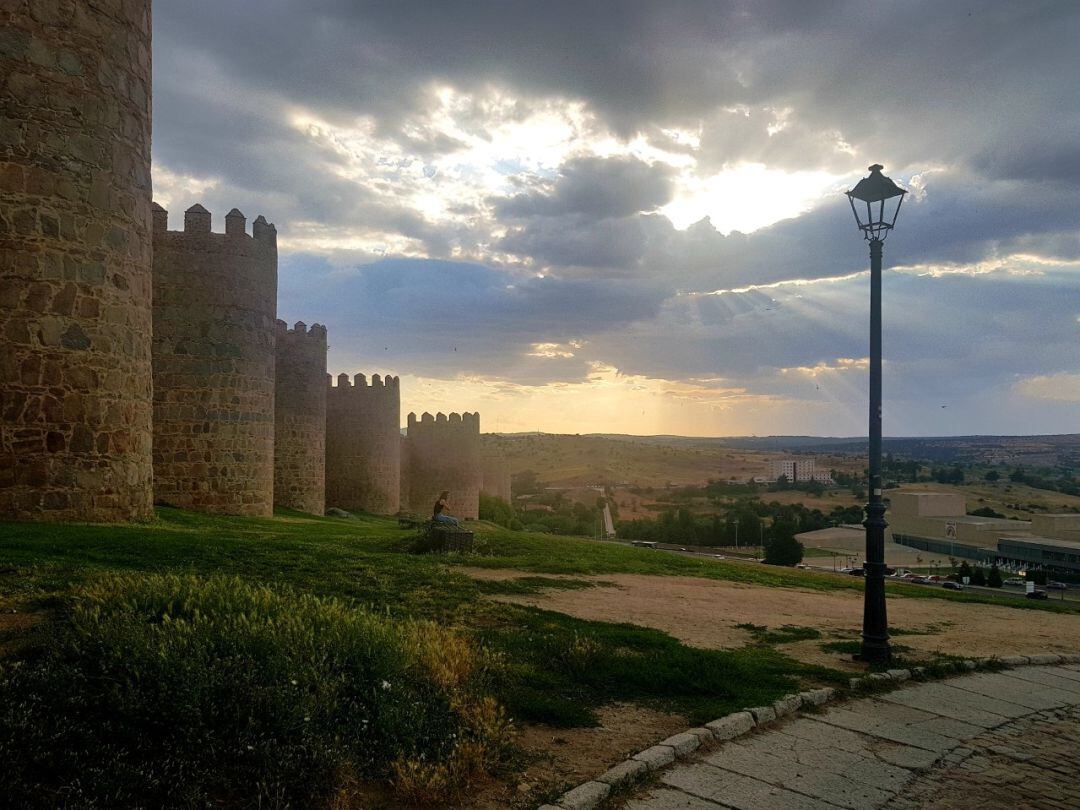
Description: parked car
xmin=941 ymin=581 xmax=965 ymax=591
xmin=1003 ymin=577 xmax=1026 ymax=587
xmin=847 ymin=568 xmax=865 ymax=577
xmin=909 ymin=575 xmax=929 ymax=584
xmin=1046 ymin=581 xmax=1069 ymax=590
xmin=1026 ymin=589 xmax=1049 ymax=600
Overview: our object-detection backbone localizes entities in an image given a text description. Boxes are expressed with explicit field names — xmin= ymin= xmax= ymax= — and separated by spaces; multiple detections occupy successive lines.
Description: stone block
xmin=706 ymin=711 xmax=755 ymax=740
xmin=632 ymin=745 xmax=677 ymax=771
xmin=993 ymin=656 xmax=1028 ymax=669
xmin=799 ymin=687 xmax=837 ymax=707
xmin=595 ymin=758 xmax=648 ymax=787
xmin=657 ymin=731 xmax=701 ymax=756
xmin=686 ymin=726 xmax=714 ymax=744
xmin=773 ymin=694 xmax=803 ymax=716
xmin=748 ymin=705 xmax=777 ymax=725
xmin=1028 ymin=653 xmax=1063 ymax=665
xmin=557 ymin=780 xmax=610 ymax=810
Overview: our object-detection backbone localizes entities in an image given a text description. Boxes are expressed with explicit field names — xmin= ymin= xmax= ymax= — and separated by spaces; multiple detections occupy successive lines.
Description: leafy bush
xmin=0 ymin=574 xmax=509 ymax=808
xmin=479 ymin=493 xmax=521 ymax=530
xmin=763 ymin=519 xmax=804 ymax=566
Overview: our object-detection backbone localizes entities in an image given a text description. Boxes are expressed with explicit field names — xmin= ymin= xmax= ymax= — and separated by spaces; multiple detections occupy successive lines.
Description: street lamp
xmin=846 ymin=164 xmax=907 ymax=663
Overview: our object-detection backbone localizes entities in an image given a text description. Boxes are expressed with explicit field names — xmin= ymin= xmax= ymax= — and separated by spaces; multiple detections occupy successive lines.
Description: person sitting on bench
xmin=433 ymin=490 xmax=460 ymax=526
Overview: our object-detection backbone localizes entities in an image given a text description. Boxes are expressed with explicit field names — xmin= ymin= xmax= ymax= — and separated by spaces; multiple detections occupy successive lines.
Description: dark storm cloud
xmin=494 ymin=156 xmax=676 ymax=220
xmin=153 ymin=2 xmax=1080 ymax=432
xmin=156 ymin=1 xmax=1080 ymax=177
xmin=277 ymin=256 xmax=667 ymax=382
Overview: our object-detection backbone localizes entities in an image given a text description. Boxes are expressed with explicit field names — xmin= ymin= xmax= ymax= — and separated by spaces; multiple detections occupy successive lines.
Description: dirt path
xmin=462 ymin=568 xmax=1080 ymax=670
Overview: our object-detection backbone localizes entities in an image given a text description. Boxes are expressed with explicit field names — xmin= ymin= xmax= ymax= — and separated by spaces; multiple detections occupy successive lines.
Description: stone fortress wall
xmin=480 ymin=454 xmax=512 ymax=504
xmin=0 ymin=2 xmax=155 ymax=521
xmin=403 ymin=412 xmax=482 ymax=520
xmin=274 ymin=320 xmax=326 ymax=515
xmin=325 ymin=373 xmax=400 ymax=515
xmin=150 ymin=204 xmax=278 ymax=516
xmin=0 ymin=5 xmax=504 ymax=525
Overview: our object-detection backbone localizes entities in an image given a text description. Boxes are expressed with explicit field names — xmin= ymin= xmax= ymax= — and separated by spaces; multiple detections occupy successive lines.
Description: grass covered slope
xmin=0 ymin=574 xmax=507 ymax=808
xmin=0 ymin=508 xmax=1074 ymax=805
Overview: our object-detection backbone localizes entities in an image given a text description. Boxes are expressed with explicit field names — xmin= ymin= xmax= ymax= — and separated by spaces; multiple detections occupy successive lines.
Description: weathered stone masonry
xmin=325 ymin=373 xmax=400 ymax=515
xmin=0 ymin=2 xmax=154 ymax=521
xmin=151 ymin=204 xmax=278 ymax=516
xmin=404 ymin=412 xmax=482 ymax=520
xmin=481 ymin=454 xmax=512 ymax=504
xmin=274 ymin=319 xmax=326 ymax=515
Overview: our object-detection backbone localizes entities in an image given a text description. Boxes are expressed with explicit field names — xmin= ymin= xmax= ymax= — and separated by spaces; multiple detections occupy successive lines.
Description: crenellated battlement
xmin=325 ymin=370 xmax=401 ymax=515
xmin=327 ymin=372 xmax=401 ymax=391
xmin=275 ymin=319 xmax=327 ymax=341
xmin=151 ymin=202 xmax=277 ymax=245
xmin=407 ymin=411 xmax=480 ymax=433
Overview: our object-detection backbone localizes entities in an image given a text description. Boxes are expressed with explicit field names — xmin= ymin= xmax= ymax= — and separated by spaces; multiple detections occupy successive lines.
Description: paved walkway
xmin=625 ymin=664 xmax=1080 ymax=810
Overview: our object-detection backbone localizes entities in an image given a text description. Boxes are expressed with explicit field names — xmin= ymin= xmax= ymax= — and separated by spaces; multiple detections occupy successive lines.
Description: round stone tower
xmin=404 ymin=411 xmax=482 ymax=520
xmin=324 ymin=373 xmax=400 ymax=515
xmin=151 ymin=205 xmax=278 ymax=516
xmin=0 ymin=3 xmax=154 ymax=521
xmin=273 ymin=319 xmax=327 ymax=515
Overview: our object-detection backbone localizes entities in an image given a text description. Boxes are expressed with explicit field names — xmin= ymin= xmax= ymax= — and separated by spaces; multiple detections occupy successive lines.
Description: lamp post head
xmin=846 ymin=164 xmax=907 ymax=241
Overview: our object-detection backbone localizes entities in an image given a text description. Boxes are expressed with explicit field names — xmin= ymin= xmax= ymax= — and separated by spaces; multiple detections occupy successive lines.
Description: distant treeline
xmin=616 ymin=500 xmax=863 ymax=547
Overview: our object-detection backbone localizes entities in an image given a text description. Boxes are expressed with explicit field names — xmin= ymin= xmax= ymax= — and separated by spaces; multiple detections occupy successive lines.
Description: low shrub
xmin=0 ymin=574 xmax=510 ymax=808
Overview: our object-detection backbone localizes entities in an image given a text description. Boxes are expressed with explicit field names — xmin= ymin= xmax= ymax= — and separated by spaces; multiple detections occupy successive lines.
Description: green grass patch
xmin=0 ymin=574 xmax=509 ymax=808
xmin=482 ymin=606 xmax=845 ymax=727
xmin=473 ymin=576 xmax=609 ymax=596
xmin=736 ymin=623 xmax=823 ymax=644
xmin=819 ymin=639 xmax=913 ymax=657
xmin=0 ymin=507 xmax=1073 ymax=802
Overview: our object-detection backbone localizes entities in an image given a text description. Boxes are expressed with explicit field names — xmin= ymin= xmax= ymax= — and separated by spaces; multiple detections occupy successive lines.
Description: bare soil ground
xmin=467 ymin=703 xmax=686 ymax=810
xmin=352 ymin=701 xmax=686 ymax=810
xmin=901 ymin=481 xmax=1080 ymax=518
xmin=0 ymin=606 xmax=43 ymax=658
xmin=463 ymin=569 xmax=1080 ymax=673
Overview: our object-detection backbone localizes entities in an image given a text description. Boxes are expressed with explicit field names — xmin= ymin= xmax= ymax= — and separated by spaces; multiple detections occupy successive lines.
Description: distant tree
xmin=971 ymin=567 xmax=987 ymax=586
xmin=968 ymin=506 xmax=1006 ymax=518
xmin=987 ymin=565 xmax=1003 ymax=588
xmin=479 ymin=494 xmax=521 ymax=530
xmin=958 ymin=561 xmax=973 ymax=581
xmin=1009 ymin=466 xmax=1026 ymax=484
xmin=984 ymin=470 xmax=1000 ymax=483
xmin=763 ymin=518 xmax=804 ymax=566
xmin=512 ymin=469 xmax=541 ymax=495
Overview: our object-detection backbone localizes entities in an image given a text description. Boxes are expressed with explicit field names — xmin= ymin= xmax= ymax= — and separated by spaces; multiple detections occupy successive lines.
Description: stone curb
xmin=541 ymin=651 xmax=1079 ymax=810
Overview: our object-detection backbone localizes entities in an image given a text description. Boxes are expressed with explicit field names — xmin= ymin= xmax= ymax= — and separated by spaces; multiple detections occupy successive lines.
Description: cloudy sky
xmin=151 ymin=1 xmax=1079 ymax=437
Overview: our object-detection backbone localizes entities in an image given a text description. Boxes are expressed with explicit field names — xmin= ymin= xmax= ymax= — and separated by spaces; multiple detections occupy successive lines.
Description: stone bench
xmin=430 ymin=525 xmax=474 ymax=553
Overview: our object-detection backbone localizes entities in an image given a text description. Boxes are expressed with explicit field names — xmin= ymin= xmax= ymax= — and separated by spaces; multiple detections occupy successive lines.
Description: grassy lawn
xmin=0 ymin=507 xmax=1073 ymax=805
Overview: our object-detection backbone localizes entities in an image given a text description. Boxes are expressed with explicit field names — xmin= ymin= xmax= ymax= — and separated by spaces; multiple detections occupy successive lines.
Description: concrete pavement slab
xmin=661 ymin=763 xmax=842 ymax=810
xmin=624 ymin=787 xmax=726 ymax=809
xmin=814 ymin=705 xmax=958 ymax=752
xmin=999 ymin=667 xmax=1080 ymax=695
xmin=943 ymin=671 xmax=1076 ymax=710
xmin=878 ymin=681 xmax=1024 ymax=727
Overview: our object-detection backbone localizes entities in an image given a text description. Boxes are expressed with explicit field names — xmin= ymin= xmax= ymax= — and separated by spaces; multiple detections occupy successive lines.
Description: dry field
xmin=481 ymin=434 xmax=864 ymax=489
xmin=464 ymin=568 xmax=1080 ymax=672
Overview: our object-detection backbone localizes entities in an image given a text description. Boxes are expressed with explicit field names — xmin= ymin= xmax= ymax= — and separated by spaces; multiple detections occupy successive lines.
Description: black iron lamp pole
xmin=845 ymin=164 xmax=907 ymax=663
